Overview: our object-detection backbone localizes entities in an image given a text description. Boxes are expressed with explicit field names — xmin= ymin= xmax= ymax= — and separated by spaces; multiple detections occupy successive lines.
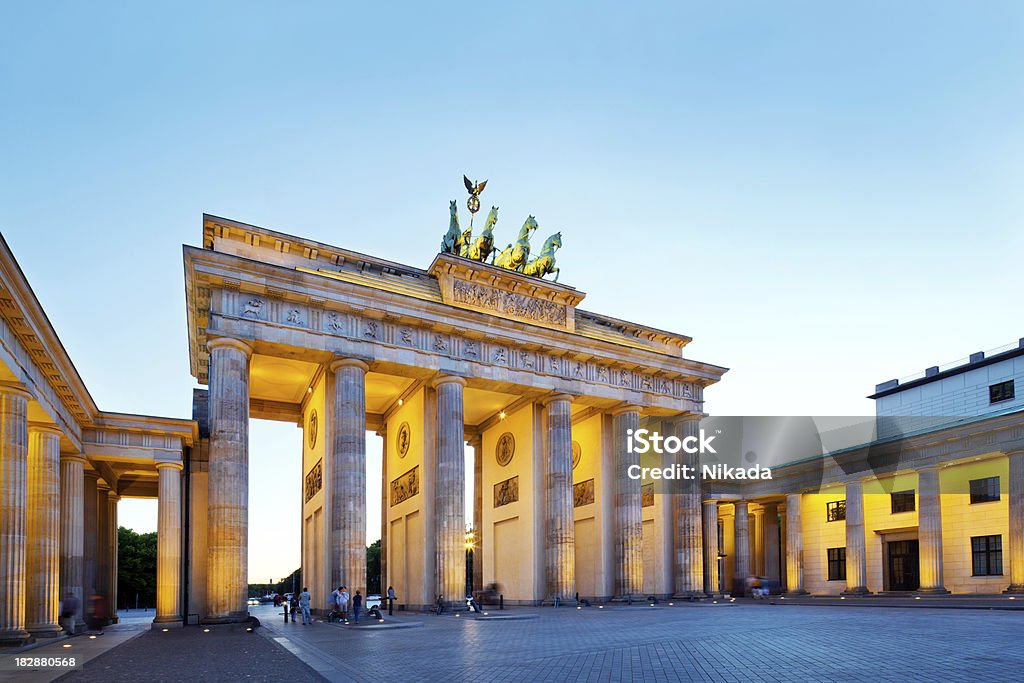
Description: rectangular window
xmin=826 ymin=500 xmax=846 ymax=522
xmin=827 ymin=547 xmax=846 ymax=581
xmin=891 ymin=490 xmax=915 ymax=514
xmin=971 ymin=535 xmax=1003 ymax=576
xmin=970 ymin=477 xmax=1000 ymax=504
xmin=990 ymin=380 xmax=1015 ymax=404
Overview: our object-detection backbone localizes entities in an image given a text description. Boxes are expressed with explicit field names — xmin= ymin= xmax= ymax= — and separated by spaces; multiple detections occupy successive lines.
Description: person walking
xmin=339 ymin=586 xmax=350 ymax=622
xmin=60 ymin=591 xmax=80 ymax=636
xmin=387 ymin=585 xmax=396 ymax=616
xmin=299 ymin=587 xmax=312 ymax=625
xmin=352 ymin=590 xmax=363 ymax=624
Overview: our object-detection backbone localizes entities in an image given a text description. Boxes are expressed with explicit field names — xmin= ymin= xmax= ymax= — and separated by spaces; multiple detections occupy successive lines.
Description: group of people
xmin=277 ymin=585 xmax=399 ymax=625
xmin=59 ymin=590 xmax=110 ymax=636
xmin=329 ymin=586 xmax=362 ymax=623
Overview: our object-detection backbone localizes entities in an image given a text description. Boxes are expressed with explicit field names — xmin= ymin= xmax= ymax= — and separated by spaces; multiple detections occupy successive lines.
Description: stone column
xmin=25 ymin=425 xmax=63 ymax=637
xmin=1006 ymin=450 xmax=1024 ymax=593
xmin=542 ymin=394 xmax=575 ymax=603
xmin=107 ymin=491 xmax=119 ymax=620
xmin=785 ymin=493 xmax=806 ymax=595
xmin=470 ymin=435 xmax=483 ymax=594
xmin=60 ymin=454 xmax=86 ymax=631
xmin=379 ymin=427 xmax=388 ymax=598
xmin=83 ymin=472 xmax=98 ymax=598
xmin=96 ymin=483 xmax=110 ymax=618
xmin=432 ymin=375 xmax=465 ymax=608
xmin=611 ymin=406 xmax=642 ymax=599
xmin=762 ymin=503 xmax=780 ymax=583
xmin=155 ymin=462 xmax=183 ymax=625
xmin=205 ymin=337 xmax=252 ymax=623
xmin=0 ymin=384 xmax=31 ymax=645
xmin=702 ymin=500 xmax=719 ymax=596
xmin=672 ymin=416 xmax=704 ymax=597
xmin=917 ymin=467 xmax=948 ymax=593
xmin=843 ymin=481 xmax=868 ymax=594
xmin=733 ymin=501 xmax=750 ymax=593
xmin=330 ymin=358 xmax=368 ymax=598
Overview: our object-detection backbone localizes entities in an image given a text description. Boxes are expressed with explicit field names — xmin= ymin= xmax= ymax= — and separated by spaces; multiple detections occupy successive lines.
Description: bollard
xmin=499 ymin=594 xmax=504 ymax=610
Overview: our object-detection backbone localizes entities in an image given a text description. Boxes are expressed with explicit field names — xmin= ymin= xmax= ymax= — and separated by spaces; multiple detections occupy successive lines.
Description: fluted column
xmin=155 ymin=462 xmax=183 ymax=625
xmin=107 ymin=491 xmax=119 ymax=620
xmin=672 ymin=416 xmax=704 ymax=597
xmin=83 ymin=472 xmax=98 ymax=598
xmin=917 ymin=467 xmax=948 ymax=593
xmin=26 ymin=425 xmax=63 ymax=637
xmin=1006 ymin=450 xmax=1024 ymax=593
xmin=470 ymin=435 xmax=483 ymax=594
xmin=702 ymin=500 xmax=719 ymax=596
xmin=432 ymin=375 xmax=465 ymax=608
xmin=543 ymin=394 xmax=575 ymax=602
xmin=330 ymin=358 xmax=368 ymax=598
xmin=762 ymin=503 xmax=780 ymax=583
xmin=0 ymin=384 xmax=31 ymax=645
xmin=612 ymin=406 xmax=642 ymax=599
xmin=379 ymin=427 xmax=388 ymax=598
xmin=205 ymin=337 xmax=252 ymax=622
xmin=785 ymin=493 xmax=806 ymax=595
xmin=96 ymin=483 xmax=110 ymax=617
xmin=844 ymin=481 xmax=868 ymax=594
xmin=733 ymin=501 xmax=750 ymax=593
xmin=60 ymin=454 xmax=86 ymax=631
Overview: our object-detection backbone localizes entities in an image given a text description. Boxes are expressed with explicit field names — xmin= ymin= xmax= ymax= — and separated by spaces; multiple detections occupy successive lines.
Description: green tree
xmin=117 ymin=527 xmax=156 ymax=610
xmin=367 ymin=539 xmax=381 ymax=594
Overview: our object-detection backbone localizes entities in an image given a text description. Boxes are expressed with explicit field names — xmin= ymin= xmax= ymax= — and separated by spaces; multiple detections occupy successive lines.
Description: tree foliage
xmin=117 ymin=526 xmax=156 ymax=609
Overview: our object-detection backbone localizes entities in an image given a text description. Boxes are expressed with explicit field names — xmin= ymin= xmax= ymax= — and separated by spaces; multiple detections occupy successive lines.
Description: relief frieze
xmin=452 ymin=280 xmax=567 ymax=326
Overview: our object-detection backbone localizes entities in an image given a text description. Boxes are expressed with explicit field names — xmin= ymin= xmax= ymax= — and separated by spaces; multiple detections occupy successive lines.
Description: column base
xmin=152 ymin=619 xmax=184 ymax=629
xmin=1004 ymin=585 xmax=1024 ymax=594
xmin=27 ymin=624 xmax=64 ymax=638
xmin=784 ymin=589 xmax=808 ymax=597
xmin=0 ymin=629 xmax=34 ymax=647
xmin=841 ymin=587 xmax=871 ymax=596
xmin=914 ymin=587 xmax=950 ymax=595
xmin=201 ymin=611 xmax=251 ymax=624
xmin=671 ymin=591 xmax=707 ymax=601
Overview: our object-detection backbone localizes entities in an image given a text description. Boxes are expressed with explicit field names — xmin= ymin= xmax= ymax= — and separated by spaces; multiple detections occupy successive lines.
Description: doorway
xmin=886 ymin=539 xmax=920 ymax=591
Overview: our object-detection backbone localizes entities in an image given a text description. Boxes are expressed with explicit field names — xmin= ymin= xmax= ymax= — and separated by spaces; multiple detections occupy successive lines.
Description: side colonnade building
xmin=0 ymin=236 xmax=195 ymax=646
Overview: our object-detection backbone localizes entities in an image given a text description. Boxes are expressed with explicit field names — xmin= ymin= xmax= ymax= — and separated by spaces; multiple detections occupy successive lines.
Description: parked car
xmin=366 ymin=594 xmax=382 ymax=609
xmin=247 ymin=597 xmax=259 ymax=606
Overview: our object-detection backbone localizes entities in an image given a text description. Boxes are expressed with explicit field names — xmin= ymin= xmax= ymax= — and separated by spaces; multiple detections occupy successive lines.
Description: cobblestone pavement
xmin=255 ymin=602 xmax=1024 ymax=682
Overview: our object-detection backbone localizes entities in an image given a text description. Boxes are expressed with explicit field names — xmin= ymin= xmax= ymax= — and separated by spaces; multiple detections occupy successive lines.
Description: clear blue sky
xmin=2 ymin=2 xmax=1022 ymax=582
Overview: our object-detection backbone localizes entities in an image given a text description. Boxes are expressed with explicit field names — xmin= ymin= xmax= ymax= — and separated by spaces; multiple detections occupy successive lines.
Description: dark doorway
xmin=887 ymin=540 xmax=920 ymax=591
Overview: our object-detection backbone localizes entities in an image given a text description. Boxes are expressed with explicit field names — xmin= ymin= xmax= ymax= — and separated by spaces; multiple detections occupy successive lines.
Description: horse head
xmin=483 ymin=206 xmax=499 ymax=234
xmin=519 ymin=215 xmax=538 ymax=241
xmin=546 ymin=231 xmax=562 ymax=252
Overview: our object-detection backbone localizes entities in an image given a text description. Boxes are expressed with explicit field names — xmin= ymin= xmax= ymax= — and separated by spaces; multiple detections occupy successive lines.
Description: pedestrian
xmin=290 ymin=594 xmax=298 ymax=620
xmin=352 ymin=590 xmax=363 ymax=624
xmin=387 ymin=585 xmax=396 ymax=616
xmin=329 ymin=586 xmax=342 ymax=622
xmin=339 ymin=586 xmax=350 ymax=622
xmin=60 ymin=591 xmax=80 ymax=636
xmin=299 ymin=587 xmax=312 ymax=625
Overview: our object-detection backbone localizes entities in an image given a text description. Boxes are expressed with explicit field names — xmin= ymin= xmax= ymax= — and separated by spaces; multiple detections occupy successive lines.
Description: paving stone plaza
xmin=14 ymin=602 xmax=1018 ymax=682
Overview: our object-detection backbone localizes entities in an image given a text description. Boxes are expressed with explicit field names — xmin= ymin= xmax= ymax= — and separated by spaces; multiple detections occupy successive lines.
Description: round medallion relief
xmin=572 ymin=440 xmax=582 ymax=469
xmin=495 ymin=432 xmax=515 ymax=467
xmin=396 ymin=422 xmax=411 ymax=458
xmin=307 ymin=410 xmax=318 ymax=449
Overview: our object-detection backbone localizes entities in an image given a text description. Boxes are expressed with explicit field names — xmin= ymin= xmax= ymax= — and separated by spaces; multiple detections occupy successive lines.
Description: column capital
xmin=60 ymin=453 xmax=88 ymax=466
xmin=84 ymin=470 xmax=100 ymax=482
xmin=677 ymin=412 xmax=703 ymax=424
xmin=540 ymin=393 xmax=574 ymax=407
xmin=28 ymin=423 xmax=63 ymax=437
xmin=1005 ymin=448 xmax=1024 ymax=458
xmin=107 ymin=490 xmax=120 ymax=502
xmin=430 ymin=374 xmax=466 ymax=389
xmin=155 ymin=461 xmax=184 ymax=472
xmin=610 ymin=404 xmax=643 ymax=417
xmin=207 ymin=337 xmax=253 ymax=357
xmin=0 ymin=380 xmax=32 ymax=401
xmin=329 ymin=357 xmax=370 ymax=373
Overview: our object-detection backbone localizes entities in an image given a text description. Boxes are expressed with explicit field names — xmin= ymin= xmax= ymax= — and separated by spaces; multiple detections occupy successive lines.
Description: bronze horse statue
xmin=494 ymin=216 xmax=538 ymax=271
xmin=467 ymin=206 xmax=498 ymax=262
xmin=440 ymin=200 xmax=461 ymax=254
xmin=523 ymin=232 xmax=562 ymax=281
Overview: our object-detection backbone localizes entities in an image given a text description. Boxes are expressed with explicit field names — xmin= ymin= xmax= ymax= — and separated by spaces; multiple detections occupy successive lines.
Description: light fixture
xmin=499 ymin=411 xmax=506 ymax=420
xmin=88 ymin=635 xmax=97 ymax=640
xmin=378 ymin=619 xmax=384 ymax=623
xmin=668 ymin=602 xmax=674 ymax=606
xmin=649 ymin=603 xmax=654 ymax=607
xmin=1010 ymin=597 xmax=1016 ymax=600
xmin=162 ymin=628 xmax=169 ymax=632
xmin=455 ymin=613 xmax=460 ymax=617
xmin=62 ymin=643 xmax=72 ymax=648
xmin=598 ymin=605 xmax=603 ymax=609
xmin=840 ymin=597 xmax=845 ymax=600
xmin=246 ymin=627 xmax=253 ymax=632
xmin=307 ymin=387 xmax=312 ymax=394
xmin=576 ymin=606 xmax=581 ymax=610
xmin=203 ymin=628 xmax=210 ymax=632
xmin=483 ymin=612 xmax=488 ymax=615
xmin=915 ymin=596 xmax=921 ymax=600
xmin=398 ymin=398 xmax=404 ymax=406
xmin=712 ymin=600 xmax=718 ymax=604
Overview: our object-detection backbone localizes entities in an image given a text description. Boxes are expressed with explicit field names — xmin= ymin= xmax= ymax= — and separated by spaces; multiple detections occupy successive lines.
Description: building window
xmin=826 ymin=500 xmax=846 ymax=522
xmin=990 ymin=380 xmax=1015 ymax=404
xmin=891 ymin=490 xmax=915 ymax=514
xmin=971 ymin=535 xmax=1003 ymax=576
xmin=827 ymin=547 xmax=846 ymax=581
xmin=969 ymin=477 xmax=1000 ymax=504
